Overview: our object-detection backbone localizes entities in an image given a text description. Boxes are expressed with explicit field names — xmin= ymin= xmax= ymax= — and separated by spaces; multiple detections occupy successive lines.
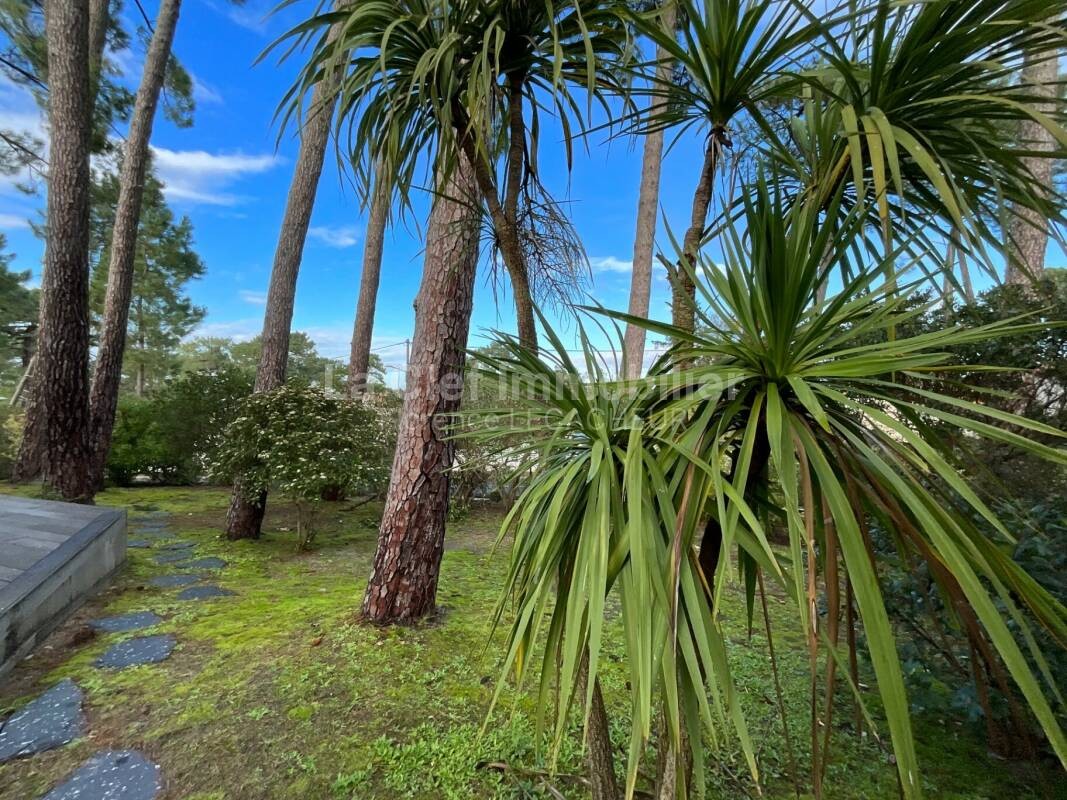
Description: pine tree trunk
xmin=32 ymin=0 xmax=94 ymax=501
xmin=672 ymin=138 xmax=720 ymax=334
xmin=87 ymin=0 xmax=109 ymax=92
xmin=624 ymin=1 xmax=674 ymax=380
xmin=11 ymin=389 xmax=43 ymax=482
xmin=225 ymin=11 xmax=343 ymax=539
xmin=361 ymin=156 xmax=479 ymax=624
xmin=88 ymin=0 xmax=182 ymax=491
xmin=1006 ymin=54 xmax=1058 ymax=286
xmin=348 ymin=173 xmax=389 ymax=399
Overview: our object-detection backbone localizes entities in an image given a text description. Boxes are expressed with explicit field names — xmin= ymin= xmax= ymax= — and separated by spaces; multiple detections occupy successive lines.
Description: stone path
xmin=8 ymin=512 xmax=240 ymax=798
xmin=178 ymin=557 xmax=227 ymax=570
xmin=90 ymin=612 xmax=162 ymax=634
xmin=0 ymin=679 xmax=85 ymax=763
xmin=41 ymin=750 xmax=161 ymax=800
xmin=95 ymin=635 xmax=177 ymax=669
xmin=147 ymin=574 xmax=199 ymax=589
xmin=153 ymin=551 xmax=190 ymax=565
xmin=158 ymin=541 xmax=194 ymax=551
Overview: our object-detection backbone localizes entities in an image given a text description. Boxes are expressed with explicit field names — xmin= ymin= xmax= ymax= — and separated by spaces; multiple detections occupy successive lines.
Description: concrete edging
xmin=1 ymin=500 xmax=126 ymax=681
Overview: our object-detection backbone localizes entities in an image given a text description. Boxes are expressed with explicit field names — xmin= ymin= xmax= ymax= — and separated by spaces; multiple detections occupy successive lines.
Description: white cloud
xmin=189 ymin=317 xmax=261 ymax=341
xmin=0 ymin=76 xmax=48 ymax=196
xmin=212 ymin=0 xmax=273 ymax=33
xmin=308 ymin=225 xmax=360 ymax=248
xmin=589 ymin=256 xmax=633 ymax=274
xmin=106 ymin=47 xmax=142 ymax=84
xmin=239 ymin=290 xmax=268 ymax=305
xmin=191 ymin=74 xmax=223 ymax=105
xmin=0 ymin=212 xmax=31 ymax=230
xmin=150 ymin=146 xmax=282 ymax=206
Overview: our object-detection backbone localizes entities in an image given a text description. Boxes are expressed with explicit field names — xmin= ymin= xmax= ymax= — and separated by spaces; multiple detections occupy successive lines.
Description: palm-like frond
xmin=645 ymin=181 xmax=1067 ymax=795
xmin=475 ymin=181 xmax=1067 ymax=798
xmin=625 ymin=0 xmax=825 ymax=139
xmin=269 ymin=0 xmax=630 ymax=208
xmin=767 ymin=0 xmax=1067 ymax=280
xmin=466 ymin=320 xmax=760 ymax=797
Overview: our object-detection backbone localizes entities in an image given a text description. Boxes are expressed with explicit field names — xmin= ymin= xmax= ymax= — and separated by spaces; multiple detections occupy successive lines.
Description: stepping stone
xmin=95 ymin=635 xmax=176 ymax=669
xmin=0 ymin=679 xmax=85 ymax=763
xmin=41 ymin=749 xmax=161 ymax=800
xmin=158 ymin=540 xmax=194 ymax=551
xmin=90 ymin=612 xmax=162 ymax=634
xmin=153 ymin=551 xmax=190 ymax=565
xmin=127 ymin=539 xmax=152 ymax=549
xmin=177 ymin=585 xmax=235 ymax=602
xmin=178 ymin=557 xmax=227 ymax=571
xmin=148 ymin=574 xmax=199 ymax=589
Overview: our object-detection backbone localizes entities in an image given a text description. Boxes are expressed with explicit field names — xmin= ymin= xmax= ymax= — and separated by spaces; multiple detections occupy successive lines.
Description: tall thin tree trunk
xmin=87 ymin=0 xmax=109 ymax=93
xmin=30 ymin=0 xmax=93 ymax=501
xmin=348 ymin=172 xmax=389 ymax=399
xmin=577 ymin=657 xmax=619 ymax=800
xmin=941 ymin=240 xmax=957 ymax=306
xmin=1006 ymin=54 xmax=1058 ymax=286
xmin=672 ymin=134 xmax=722 ymax=333
xmin=225 ymin=9 xmax=344 ymax=540
xmin=624 ymin=1 xmax=675 ymax=380
xmin=455 ymin=93 xmax=537 ymax=352
xmin=362 ymin=156 xmax=479 ymax=624
xmin=13 ymin=0 xmax=108 ymax=485
xmin=88 ymin=0 xmax=182 ymax=490
xmin=960 ymin=252 xmax=974 ymax=303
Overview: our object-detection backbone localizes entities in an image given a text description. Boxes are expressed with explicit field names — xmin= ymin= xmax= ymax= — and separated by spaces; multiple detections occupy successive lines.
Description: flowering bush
xmin=210 ymin=384 xmax=393 ymax=548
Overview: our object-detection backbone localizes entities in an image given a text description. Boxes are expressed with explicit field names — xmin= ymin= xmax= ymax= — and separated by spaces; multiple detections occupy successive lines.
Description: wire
xmin=0 ymin=55 xmax=46 ymax=89
xmin=369 ymin=340 xmax=410 ymax=352
xmin=132 ymin=0 xmax=155 ymax=34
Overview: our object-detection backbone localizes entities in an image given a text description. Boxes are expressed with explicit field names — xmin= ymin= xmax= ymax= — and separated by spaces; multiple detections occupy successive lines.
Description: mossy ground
xmin=0 ymin=486 xmax=1059 ymax=799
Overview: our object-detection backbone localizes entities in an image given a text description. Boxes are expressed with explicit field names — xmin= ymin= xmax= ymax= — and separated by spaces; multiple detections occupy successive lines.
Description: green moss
xmin=0 ymin=486 xmax=1057 ymax=799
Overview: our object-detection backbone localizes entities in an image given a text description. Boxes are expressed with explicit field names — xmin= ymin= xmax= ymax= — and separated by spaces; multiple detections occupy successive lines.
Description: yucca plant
xmin=470 ymin=180 xmax=1067 ymax=798
xmin=763 ymin=0 xmax=1067 ymax=285
xmin=624 ymin=0 xmax=829 ymax=331
xmin=271 ymin=0 xmax=630 ymax=348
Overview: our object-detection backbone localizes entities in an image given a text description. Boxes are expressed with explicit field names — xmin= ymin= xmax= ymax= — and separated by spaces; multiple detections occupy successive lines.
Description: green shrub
xmin=210 ymin=385 xmax=393 ymax=548
xmin=0 ymin=405 xmax=20 ymax=480
xmin=105 ymin=366 xmax=253 ymax=486
xmin=106 ymin=397 xmax=173 ymax=485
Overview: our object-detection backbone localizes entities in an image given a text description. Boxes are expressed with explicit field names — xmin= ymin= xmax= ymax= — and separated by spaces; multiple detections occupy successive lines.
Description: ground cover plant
xmin=0 ymin=485 xmax=1062 ymax=800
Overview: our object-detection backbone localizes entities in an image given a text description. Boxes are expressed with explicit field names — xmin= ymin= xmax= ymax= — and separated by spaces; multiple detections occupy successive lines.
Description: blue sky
xmin=0 ymin=0 xmax=713 ymax=385
xmin=1 ymin=0 xmax=1061 ymax=386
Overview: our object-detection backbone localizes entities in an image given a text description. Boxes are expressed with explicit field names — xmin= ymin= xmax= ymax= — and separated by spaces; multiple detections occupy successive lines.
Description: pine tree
xmin=88 ymin=168 xmax=205 ymax=396
xmin=0 ymin=234 xmax=38 ymax=392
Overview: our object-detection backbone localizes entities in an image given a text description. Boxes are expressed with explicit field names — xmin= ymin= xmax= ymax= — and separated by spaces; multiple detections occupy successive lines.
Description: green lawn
xmin=0 ymin=487 xmax=1058 ymax=799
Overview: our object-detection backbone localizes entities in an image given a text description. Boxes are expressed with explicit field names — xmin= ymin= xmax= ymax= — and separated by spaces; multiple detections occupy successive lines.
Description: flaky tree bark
xmin=1006 ymin=54 xmax=1058 ymax=286
xmin=13 ymin=0 xmax=109 ymax=484
xmin=225 ymin=9 xmax=344 ymax=539
xmin=624 ymin=1 xmax=675 ymax=380
xmin=361 ymin=156 xmax=480 ymax=624
xmin=28 ymin=0 xmax=94 ymax=501
xmin=88 ymin=0 xmax=182 ymax=490
xmin=348 ymin=172 xmax=389 ymax=399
